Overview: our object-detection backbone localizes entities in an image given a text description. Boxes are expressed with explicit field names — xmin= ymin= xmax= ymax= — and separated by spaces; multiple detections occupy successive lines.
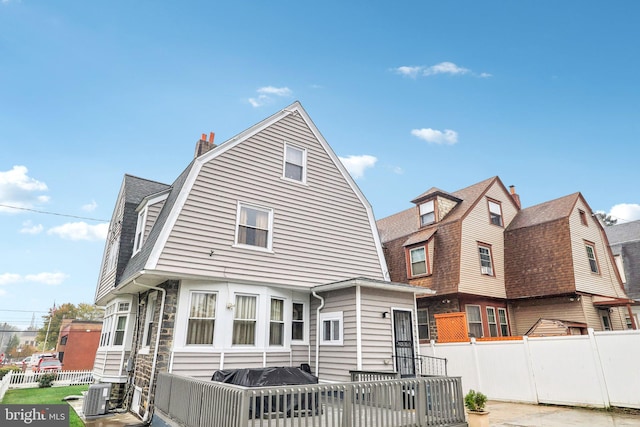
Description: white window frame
xmin=478 ymin=244 xmax=494 ymax=276
xmin=283 ymin=143 xmax=307 ymax=183
xmin=585 ymin=242 xmax=599 ymax=274
xmin=106 ymin=236 xmax=119 ymax=272
xmin=141 ymin=292 xmax=157 ymax=352
xmin=186 ymin=291 xmax=217 ymax=346
xmin=409 ymin=247 xmax=427 ymax=277
xmin=417 ymin=308 xmax=430 ymax=341
xmin=232 ymin=294 xmax=258 ymax=346
xmin=498 ymin=308 xmax=509 ymax=336
xmin=466 ymin=305 xmax=483 ymax=338
xmin=319 ymin=311 xmax=343 ymax=346
xmin=419 ymin=200 xmax=435 ymax=226
xmin=132 ymin=207 xmax=148 ymax=255
xmin=486 ymin=307 xmax=498 ymax=337
xmin=99 ymin=298 xmax=132 ymax=349
xmin=234 ymin=202 xmax=274 ymax=251
xmin=488 ymin=199 xmax=503 ymax=227
xmin=291 ymin=302 xmax=306 ymax=343
xmin=269 ymin=297 xmax=285 ymax=346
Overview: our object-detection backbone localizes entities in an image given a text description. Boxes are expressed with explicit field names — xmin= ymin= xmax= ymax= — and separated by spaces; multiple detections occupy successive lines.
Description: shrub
xmin=38 ymin=373 xmax=57 ymax=388
xmin=464 ymin=389 xmax=487 ymax=412
xmin=0 ymin=366 xmax=21 ymax=379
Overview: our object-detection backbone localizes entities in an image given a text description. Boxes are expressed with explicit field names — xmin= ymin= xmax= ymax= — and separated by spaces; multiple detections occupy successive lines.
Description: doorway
xmin=393 ymin=309 xmax=416 ymax=377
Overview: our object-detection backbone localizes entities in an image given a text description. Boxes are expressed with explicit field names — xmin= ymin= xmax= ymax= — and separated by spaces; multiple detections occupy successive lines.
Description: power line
xmin=0 ymin=204 xmax=108 ymax=222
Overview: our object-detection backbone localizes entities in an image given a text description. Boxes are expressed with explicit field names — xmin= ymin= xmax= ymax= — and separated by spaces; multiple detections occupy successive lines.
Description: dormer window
xmin=133 ymin=208 xmax=148 ymax=255
xmin=488 ymin=199 xmax=503 ymax=227
xmin=283 ymin=144 xmax=306 ymax=183
xmin=419 ymin=200 xmax=435 ymax=226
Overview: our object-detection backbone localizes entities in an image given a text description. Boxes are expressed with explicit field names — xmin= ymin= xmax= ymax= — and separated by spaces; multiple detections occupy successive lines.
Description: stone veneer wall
xmin=130 ymin=280 xmax=179 ymax=418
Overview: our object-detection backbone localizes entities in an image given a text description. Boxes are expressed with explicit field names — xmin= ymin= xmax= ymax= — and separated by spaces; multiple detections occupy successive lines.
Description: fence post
xmin=470 ymin=337 xmax=482 ymax=392
xmin=588 ymin=328 xmax=611 ymax=408
xmin=522 ymin=336 xmax=540 ymax=404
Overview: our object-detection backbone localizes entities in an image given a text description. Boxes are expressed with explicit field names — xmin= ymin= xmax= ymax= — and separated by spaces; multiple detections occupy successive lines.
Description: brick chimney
xmin=194 ymin=132 xmax=216 ymax=158
xmin=509 ymin=185 xmax=521 ymax=209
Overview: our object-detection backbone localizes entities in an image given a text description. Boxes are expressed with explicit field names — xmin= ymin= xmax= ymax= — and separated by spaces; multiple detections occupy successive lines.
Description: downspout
xmin=312 ymin=291 xmax=325 ymax=377
xmin=133 ymin=280 xmax=166 ymax=424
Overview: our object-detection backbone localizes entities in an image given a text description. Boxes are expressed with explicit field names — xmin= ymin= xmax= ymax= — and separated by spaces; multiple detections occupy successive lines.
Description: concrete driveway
xmin=486 ymin=401 xmax=640 ymax=426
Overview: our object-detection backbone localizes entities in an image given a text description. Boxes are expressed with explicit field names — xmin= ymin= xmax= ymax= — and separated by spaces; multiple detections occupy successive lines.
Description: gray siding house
xmin=92 ymin=102 xmax=430 ymax=422
xmin=606 ymin=219 xmax=640 ymax=328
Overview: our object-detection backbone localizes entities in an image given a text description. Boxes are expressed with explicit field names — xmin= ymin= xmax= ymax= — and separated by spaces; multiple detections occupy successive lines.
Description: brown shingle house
xmin=377 ymin=176 xmax=634 ymax=341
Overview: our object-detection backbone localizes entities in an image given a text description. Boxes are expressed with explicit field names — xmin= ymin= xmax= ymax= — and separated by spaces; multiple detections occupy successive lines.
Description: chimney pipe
xmin=509 ymin=185 xmax=521 ymax=209
xmin=194 ymin=131 xmax=216 ymax=158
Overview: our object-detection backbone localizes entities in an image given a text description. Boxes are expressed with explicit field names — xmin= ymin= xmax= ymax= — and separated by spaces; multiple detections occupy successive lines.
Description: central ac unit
xmin=83 ymin=383 xmax=111 ymax=417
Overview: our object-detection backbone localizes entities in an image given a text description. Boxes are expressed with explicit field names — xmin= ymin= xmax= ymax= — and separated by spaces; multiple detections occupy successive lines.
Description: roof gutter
xmin=133 ymin=280 xmax=166 ymax=425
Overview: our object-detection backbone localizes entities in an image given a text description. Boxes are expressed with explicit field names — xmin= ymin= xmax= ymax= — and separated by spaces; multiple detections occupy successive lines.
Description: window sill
xmin=281 ymin=176 xmax=308 ymax=187
xmin=232 ymin=244 xmax=274 ymax=254
xmin=138 ymin=347 xmax=150 ymax=355
xmin=319 ymin=342 xmax=344 ymax=346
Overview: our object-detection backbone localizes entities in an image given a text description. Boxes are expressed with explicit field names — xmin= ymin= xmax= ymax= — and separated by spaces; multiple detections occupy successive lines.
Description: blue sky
xmin=1 ymin=0 xmax=639 ymax=330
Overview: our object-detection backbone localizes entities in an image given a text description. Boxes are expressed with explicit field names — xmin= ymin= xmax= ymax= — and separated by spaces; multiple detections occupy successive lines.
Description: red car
xmin=34 ymin=358 xmax=62 ymax=373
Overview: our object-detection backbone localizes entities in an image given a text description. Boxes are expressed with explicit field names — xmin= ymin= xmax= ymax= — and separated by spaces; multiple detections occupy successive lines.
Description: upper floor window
xmin=585 ymin=242 xmax=599 ymax=274
xmin=106 ymin=236 xmax=119 ymax=272
xmin=320 ymin=311 xmax=343 ymax=345
xmin=143 ymin=293 xmax=157 ymax=347
xmin=133 ymin=208 xmax=147 ymax=255
xmin=187 ymin=292 xmax=217 ymax=345
xmin=419 ymin=200 xmax=435 ymax=226
xmin=233 ymin=295 xmax=257 ymax=345
xmin=478 ymin=243 xmax=494 ymax=276
xmin=292 ymin=302 xmax=305 ymax=341
xmin=283 ymin=144 xmax=306 ymax=183
xmin=466 ymin=305 xmax=483 ymax=338
xmin=579 ymin=209 xmax=588 ymax=226
xmin=235 ymin=203 xmax=273 ymax=250
xmin=488 ymin=199 xmax=503 ymax=227
xmin=269 ymin=298 xmax=284 ymax=346
xmin=417 ymin=308 xmax=430 ymax=341
xmin=409 ymin=247 xmax=427 ymax=276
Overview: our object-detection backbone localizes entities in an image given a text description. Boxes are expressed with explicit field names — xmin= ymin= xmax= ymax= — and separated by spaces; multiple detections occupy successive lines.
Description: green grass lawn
xmin=2 ymin=385 xmax=89 ymax=427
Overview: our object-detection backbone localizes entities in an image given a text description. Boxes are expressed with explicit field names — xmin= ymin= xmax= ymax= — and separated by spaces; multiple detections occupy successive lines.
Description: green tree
xmin=36 ymin=303 xmax=104 ymax=351
xmin=595 ymin=212 xmax=617 ymax=226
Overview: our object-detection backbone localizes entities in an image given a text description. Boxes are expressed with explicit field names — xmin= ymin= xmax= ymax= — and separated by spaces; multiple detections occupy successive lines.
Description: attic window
xmin=419 ymin=200 xmax=435 ymax=226
xmin=235 ymin=203 xmax=273 ymax=250
xmin=478 ymin=243 xmax=494 ymax=276
xmin=579 ymin=209 xmax=588 ymax=226
xmin=488 ymin=199 xmax=503 ymax=227
xmin=585 ymin=242 xmax=599 ymax=274
xmin=283 ymin=144 xmax=306 ymax=183
xmin=132 ymin=208 xmax=148 ymax=255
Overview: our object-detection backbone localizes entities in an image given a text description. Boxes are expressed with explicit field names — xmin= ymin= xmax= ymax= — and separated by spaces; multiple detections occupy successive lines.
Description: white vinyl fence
xmin=421 ymin=328 xmax=640 ymax=409
xmin=0 ymin=370 xmax=94 ymax=400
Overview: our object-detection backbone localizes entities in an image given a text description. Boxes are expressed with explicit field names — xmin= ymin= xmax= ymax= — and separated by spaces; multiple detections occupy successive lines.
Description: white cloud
xmin=25 ymin=272 xmax=68 ymax=285
xmin=394 ymin=62 xmax=490 ymax=79
xmin=0 ymin=165 xmax=49 ymax=212
xmin=82 ymin=200 xmax=98 ymax=212
xmin=47 ymin=221 xmax=109 ymax=241
xmin=339 ymin=155 xmax=378 ymax=179
xmin=0 ymin=271 xmax=67 ymax=286
xmin=0 ymin=273 xmax=21 ymax=285
xmin=411 ymin=128 xmax=459 ymax=145
xmin=609 ymin=203 xmax=640 ymax=223
xmin=20 ymin=220 xmax=43 ymax=235
xmin=249 ymin=86 xmax=292 ymax=107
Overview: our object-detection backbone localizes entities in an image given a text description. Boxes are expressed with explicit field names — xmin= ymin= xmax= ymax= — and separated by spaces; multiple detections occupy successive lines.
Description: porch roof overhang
xmin=403 ymin=228 xmax=437 ymax=247
xmin=312 ymin=277 xmax=435 ymax=296
xmin=592 ymin=295 xmax=635 ymax=307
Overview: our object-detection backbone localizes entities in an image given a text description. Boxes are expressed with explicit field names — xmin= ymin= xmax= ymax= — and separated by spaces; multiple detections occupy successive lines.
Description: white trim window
xmin=488 ymin=199 xmax=503 ymax=227
xmin=409 ymin=247 xmax=427 ymax=276
xmin=585 ymin=242 xmax=599 ymax=274
xmin=283 ymin=143 xmax=306 ymax=183
xmin=235 ymin=203 xmax=274 ymax=250
xmin=143 ymin=292 xmax=157 ymax=348
xmin=419 ymin=200 xmax=435 ymax=226
xmin=466 ymin=305 xmax=483 ymax=338
xmin=417 ymin=308 xmax=430 ymax=341
xmin=133 ymin=208 xmax=148 ymax=255
xmin=478 ymin=244 xmax=494 ymax=276
xmin=292 ymin=302 xmax=305 ymax=342
xmin=233 ymin=295 xmax=257 ymax=345
xmin=320 ymin=311 xmax=343 ymax=345
xmin=99 ymin=299 xmax=131 ymax=348
xmin=186 ymin=292 xmax=217 ymax=345
xmin=498 ymin=308 xmax=509 ymax=336
xmin=269 ymin=298 xmax=285 ymax=346
xmin=106 ymin=236 xmax=119 ymax=272
xmin=486 ymin=307 xmax=498 ymax=337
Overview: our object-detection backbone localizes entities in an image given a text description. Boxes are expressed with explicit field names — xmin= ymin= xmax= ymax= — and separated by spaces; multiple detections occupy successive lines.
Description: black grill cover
xmin=211 ymin=366 xmax=318 ymax=386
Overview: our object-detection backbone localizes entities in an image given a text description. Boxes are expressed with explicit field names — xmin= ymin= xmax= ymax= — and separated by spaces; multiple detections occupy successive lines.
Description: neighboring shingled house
xmin=92 ymin=102 xmax=429 ymax=422
xmin=377 ymin=176 xmax=634 ymax=341
xmin=605 ymin=219 xmax=640 ymax=328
